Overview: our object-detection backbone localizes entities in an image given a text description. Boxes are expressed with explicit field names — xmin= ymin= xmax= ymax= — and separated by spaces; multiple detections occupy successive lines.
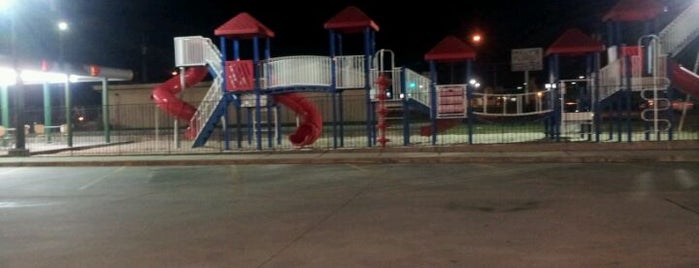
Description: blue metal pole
xmin=276 ymin=107 xmax=282 ymax=145
xmin=614 ymin=22 xmax=622 ymax=48
xmin=624 ymin=55 xmax=632 ymax=142
xmin=363 ymin=27 xmax=373 ymax=147
xmin=234 ymin=35 xmax=242 ymax=146
xmin=606 ymin=22 xmax=614 ymax=47
xmin=400 ymin=67 xmax=409 ymax=145
xmin=547 ymin=56 xmax=555 ymax=139
xmin=247 ymin=108 xmax=252 ymax=145
xmin=429 ymin=60 xmax=438 ymax=145
xmin=267 ymin=101 xmax=273 ymax=148
xmin=593 ymin=52 xmax=601 ymax=142
xmin=253 ymin=37 xmax=262 ymax=150
xmin=337 ymin=33 xmax=344 ymax=56
xmin=339 ymin=92 xmax=345 ymax=147
xmin=236 ymin=97 xmax=242 ymax=148
xmin=337 ymin=32 xmax=345 ymax=147
xmin=264 ymin=38 xmax=273 ymax=148
xmin=466 ymin=60 xmax=474 ymax=145
xmin=329 ymin=30 xmax=338 ymax=149
xmin=233 ymin=40 xmax=240 ymax=60
xmin=666 ymin=60 xmax=674 ymax=141
xmin=608 ymin=101 xmax=614 ymax=141
xmin=370 ymin=29 xmax=377 ymax=145
xmin=220 ymin=37 xmax=231 ymax=150
xmin=554 ymin=54 xmax=561 ymax=142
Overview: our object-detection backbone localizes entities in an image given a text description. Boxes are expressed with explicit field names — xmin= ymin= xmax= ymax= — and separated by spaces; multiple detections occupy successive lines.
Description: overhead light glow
xmin=0 ymin=0 xmax=14 ymax=12
xmin=0 ymin=67 xmax=17 ymax=86
xmin=57 ymin=21 xmax=69 ymax=31
xmin=21 ymin=70 xmax=69 ymax=84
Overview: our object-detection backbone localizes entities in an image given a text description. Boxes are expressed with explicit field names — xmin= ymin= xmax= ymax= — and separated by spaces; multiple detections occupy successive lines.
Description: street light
xmin=57 ymin=19 xmax=72 ymax=147
xmin=57 ymin=20 xmax=68 ymax=31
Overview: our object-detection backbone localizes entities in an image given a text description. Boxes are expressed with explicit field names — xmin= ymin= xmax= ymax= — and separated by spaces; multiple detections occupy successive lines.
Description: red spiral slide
xmin=151 ymin=67 xmax=209 ymax=139
xmin=273 ymin=93 xmax=323 ymax=146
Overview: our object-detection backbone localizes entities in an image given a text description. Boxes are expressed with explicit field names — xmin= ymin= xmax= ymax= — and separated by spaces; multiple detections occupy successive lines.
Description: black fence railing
xmin=0 ymin=93 xmax=696 ymax=156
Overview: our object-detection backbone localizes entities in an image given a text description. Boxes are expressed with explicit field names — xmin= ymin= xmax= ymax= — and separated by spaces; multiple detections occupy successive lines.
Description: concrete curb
xmin=1 ymin=149 xmax=697 ymax=166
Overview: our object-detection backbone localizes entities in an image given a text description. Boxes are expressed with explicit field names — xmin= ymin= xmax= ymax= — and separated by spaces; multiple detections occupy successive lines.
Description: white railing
xmin=598 ymin=55 xmax=672 ymax=101
xmin=659 ymin=2 xmax=699 ymax=56
xmin=262 ymin=56 xmax=332 ymax=88
xmin=630 ymin=55 xmax=670 ymax=90
xmin=202 ymin=38 xmax=223 ymax=76
xmin=370 ymin=68 xmax=403 ymax=100
xmin=598 ymin=59 xmax=622 ymax=100
xmin=192 ymin=77 xmax=224 ymax=139
xmin=472 ymin=90 xmax=552 ymax=116
xmin=336 ymin=55 xmax=365 ymax=89
xmin=404 ymin=68 xmax=431 ymax=107
xmin=174 ymin=36 xmax=223 ymax=76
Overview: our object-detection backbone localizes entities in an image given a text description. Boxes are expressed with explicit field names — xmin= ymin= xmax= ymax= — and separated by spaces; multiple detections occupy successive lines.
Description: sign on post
xmin=511 ymin=48 xmax=543 ymax=72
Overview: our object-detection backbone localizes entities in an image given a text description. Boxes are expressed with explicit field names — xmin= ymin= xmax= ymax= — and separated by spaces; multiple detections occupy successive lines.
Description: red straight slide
xmin=670 ymin=62 xmax=699 ymax=99
xmin=151 ymin=67 xmax=209 ymax=139
xmin=273 ymin=93 xmax=323 ymax=146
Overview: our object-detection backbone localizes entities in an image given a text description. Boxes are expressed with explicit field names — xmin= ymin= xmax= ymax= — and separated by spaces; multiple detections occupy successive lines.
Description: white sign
xmin=511 ymin=48 xmax=543 ymax=72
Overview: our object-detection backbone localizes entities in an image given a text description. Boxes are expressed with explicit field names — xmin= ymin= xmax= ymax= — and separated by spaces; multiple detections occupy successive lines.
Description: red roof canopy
xmin=214 ymin=12 xmax=275 ymax=39
xmin=546 ymin=29 xmax=605 ymax=56
xmin=603 ymin=0 xmax=664 ymax=21
xmin=424 ymin=36 xmax=476 ymax=62
xmin=324 ymin=6 xmax=379 ymax=33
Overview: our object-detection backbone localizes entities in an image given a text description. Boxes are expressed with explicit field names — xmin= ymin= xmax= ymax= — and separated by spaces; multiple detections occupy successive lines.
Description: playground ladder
xmin=638 ymin=35 xmax=671 ymax=137
xmin=659 ymin=1 xmax=699 ymax=57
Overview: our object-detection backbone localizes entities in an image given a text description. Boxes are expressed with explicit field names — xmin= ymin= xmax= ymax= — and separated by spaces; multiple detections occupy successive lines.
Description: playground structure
xmin=151 ymin=1 xmax=699 ymax=151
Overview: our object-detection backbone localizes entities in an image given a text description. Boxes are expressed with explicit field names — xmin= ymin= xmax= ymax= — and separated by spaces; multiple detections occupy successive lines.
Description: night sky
xmin=5 ymin=0 xmax=694 ymax=95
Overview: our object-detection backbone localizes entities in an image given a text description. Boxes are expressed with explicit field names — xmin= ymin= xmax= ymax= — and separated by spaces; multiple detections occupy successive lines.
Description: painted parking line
xmin=78 ymin=166 xmax=126 ymax=190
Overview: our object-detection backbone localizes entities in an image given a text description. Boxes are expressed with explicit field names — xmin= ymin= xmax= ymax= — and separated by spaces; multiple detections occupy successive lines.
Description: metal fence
xmin=1 ymin=92 xmax=697 ymax=156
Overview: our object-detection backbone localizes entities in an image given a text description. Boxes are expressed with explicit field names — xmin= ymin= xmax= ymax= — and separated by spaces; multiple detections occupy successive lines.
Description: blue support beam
xmin=253 ymin=37 xmax=262 ymax=150
xmin=329 ymin=30 xmax=338 ymax=149
xmin=363 ymin=27 xmax=373 ymax=147
xmin=466 ymin=60 xmax=474 ymax=145
xmin=429 ymin=60 xmax=438 ymax=145
xmin=400 ymin=67 xmax=409 ymax=145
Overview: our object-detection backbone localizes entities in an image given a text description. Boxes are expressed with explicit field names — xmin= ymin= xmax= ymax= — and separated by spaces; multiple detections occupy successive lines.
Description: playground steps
xmin=381 ymin=100 xmax=405 ymax=120
xmin=659 ymin=1 xmax=699 ymax=57
xmin=192 ymin=95 xmax=231 ymax=148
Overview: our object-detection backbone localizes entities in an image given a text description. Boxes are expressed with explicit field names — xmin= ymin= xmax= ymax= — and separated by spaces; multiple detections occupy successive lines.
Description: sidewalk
xmin=0 ymin=141 xmax=697 ymax=166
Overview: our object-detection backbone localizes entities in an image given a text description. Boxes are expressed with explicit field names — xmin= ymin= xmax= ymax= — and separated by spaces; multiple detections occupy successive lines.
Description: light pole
xmin=57 ymin=19 xmax=72 ymax=147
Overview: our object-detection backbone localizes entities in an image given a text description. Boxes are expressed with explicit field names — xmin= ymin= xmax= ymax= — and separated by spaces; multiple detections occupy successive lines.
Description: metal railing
xmin=336 ymin=55 xmax=365 ymax=89
xmin=202 ymin=38 xmax=223 ymax=76
xmin=174 ymin=36 xmax=223 ymax=75
xmin=262 ymin=55 xmax=332 ymax=88
xmin=598 ymin=55 xmax=672 ymax=101
xmin=370 ymin=68 xmax=403 ymax=100
xmin=404 ymin=68 xmax=431 ymax=107
xmin=191 ymin=78 xmax=223 ymax=140
xmin=598 ymin=59 xmax=622 ymax=100
xmin=659 ymin=2 xmax=699 ymax=56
